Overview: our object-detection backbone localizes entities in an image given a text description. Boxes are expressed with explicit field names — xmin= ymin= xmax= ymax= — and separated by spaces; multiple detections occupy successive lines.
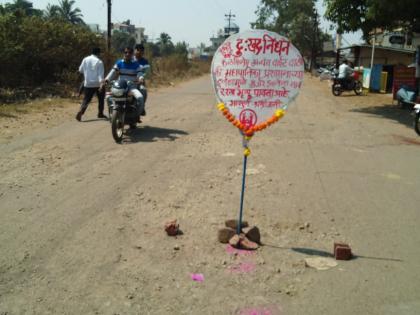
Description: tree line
xmin=253 ymin=0 xmax=420 ymax=63
xmin=4 ymin=0 xmax=416 ymax=96
xmin=0 ymin=0 xmax=191 ymax=96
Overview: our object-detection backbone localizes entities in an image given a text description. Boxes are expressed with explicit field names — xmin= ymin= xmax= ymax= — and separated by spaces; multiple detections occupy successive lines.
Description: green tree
xmin=324 ymin=0 xmax=420 ymax=40
xmin=3 ymin=0 xmax=42 ymax=16
xmin=145 ymin=41 xmax=161 ymax=57
xmin=174 ymin=41 xmax=188 ymax=57
xmin=43 ymin=3 xmax=60 ymax=20
xmin=57 ymin=0 xmax=84 ymax=25
xmin=158 ymin=32 xmax=174 ymax=56
xmin=112 ymin=30 xmax=136 ymax=53
xmin=253 ymin=0 xmax=331 ymax=68
xmin=0 ymin=13 xmax=104 ymax=87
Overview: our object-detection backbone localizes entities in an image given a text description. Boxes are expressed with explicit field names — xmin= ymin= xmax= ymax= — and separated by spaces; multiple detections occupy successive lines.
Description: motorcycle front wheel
xmin=111 ymin=110 xmax=124 ymax=143
xmin=414 ymin=112 xmax=420 ymax=136
xmin=354 ymin=81 xmax=363 ymax=95
xmin=332 ymin=83 xmax=342 ymax=96
xmin=107 ymin=106 xmax=113 ymax=123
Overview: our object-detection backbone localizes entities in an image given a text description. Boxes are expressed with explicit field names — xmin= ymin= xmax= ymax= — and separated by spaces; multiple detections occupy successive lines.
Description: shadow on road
xmin=81 ymin=118 xmax=108 ymax=123
xmin=337 ymin=93 xmax=367 ymax=97
xmin=350 ymin=103 xmax=414 ymax=129
xmin=264 ymin=244 xmax=403 ymax=262
xmin=291 ymin=247 xmax=334 ymax=258
xmin=123 ymin=125 xmax=188 ymax=143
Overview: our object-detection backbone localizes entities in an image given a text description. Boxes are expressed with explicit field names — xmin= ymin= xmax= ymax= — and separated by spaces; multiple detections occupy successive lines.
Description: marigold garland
xmin=216 ymin=102 xmax=285 ymax=134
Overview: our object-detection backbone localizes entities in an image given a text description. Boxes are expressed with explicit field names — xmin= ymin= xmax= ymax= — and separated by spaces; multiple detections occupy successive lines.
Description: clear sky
xmin=2 ymin=0 xmax=362 ymax=47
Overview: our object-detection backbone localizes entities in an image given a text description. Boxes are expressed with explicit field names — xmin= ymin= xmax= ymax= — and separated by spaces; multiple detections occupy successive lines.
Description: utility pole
xmin=107 ymin=0 xmax=112 ymax=52
xmin=224 ymin=10 xmax=235 ymax=38
xmin=310 ymin=8 xmax=318 ymax=72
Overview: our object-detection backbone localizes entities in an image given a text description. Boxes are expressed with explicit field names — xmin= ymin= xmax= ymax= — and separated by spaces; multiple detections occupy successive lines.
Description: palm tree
xmin=44 ymin=3 xmax=60 ymax=19
xmin=158 ymin=32 xmax=172 ymax=46
xmin=4 ymin=0 xmax=41 ymax=16
xmin=57 ymin=0 xmax=84 ymax=25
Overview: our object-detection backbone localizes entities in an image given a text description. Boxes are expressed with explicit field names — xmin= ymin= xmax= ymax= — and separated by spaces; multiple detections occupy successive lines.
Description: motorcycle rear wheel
xmin=332 ymin=84 xmax=342 ymax=96
xmin=111 ymin=111 xmax=124 ymax=143
xmin=354 ymin=81 xmax=363 ymax=95
xmin=414 ymin=112 xmax=420 ymax=136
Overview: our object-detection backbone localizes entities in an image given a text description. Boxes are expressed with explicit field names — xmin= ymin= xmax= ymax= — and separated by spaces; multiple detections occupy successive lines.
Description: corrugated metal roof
xmin=338 ymin=44 xmax=415 ymax=54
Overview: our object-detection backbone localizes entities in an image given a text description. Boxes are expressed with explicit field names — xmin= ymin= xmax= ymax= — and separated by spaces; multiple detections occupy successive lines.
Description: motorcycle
xmin=106 ymin=79 xmax=140 ymax=143
xmin=331 ymin=71 xmax=363 ymax=96
xmin=396 ymin=85 xmax=417 ymax=108
xmin=414 ymin=103 xmax=420 ymax=135
xmin=317 ymin=65 xmax=336 ymax=81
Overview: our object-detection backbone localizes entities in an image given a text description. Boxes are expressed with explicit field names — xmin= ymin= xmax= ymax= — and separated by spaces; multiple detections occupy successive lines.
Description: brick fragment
xmin=334 ymin=242 xmax=352 ymax=260
xmin=229 ymin=234 xmax=241 ymax=248
xmin=165 ymin=219 xmax=179 ymax=236
xmin=242 ymin=226 xmax=261 ymax=244
xmin=218 ymin=227 xmax=236 ymax=243
xmin=225 ymin=219 xmax=249 ymax=230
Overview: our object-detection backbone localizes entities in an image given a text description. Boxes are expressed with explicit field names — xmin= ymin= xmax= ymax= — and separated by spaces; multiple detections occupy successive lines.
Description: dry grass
xmin=0 ymin=58 xmax=210 ymax=117
xmin=0 ymin=97 xmax=74 ymax=118
xmin=149 ymin=58 xmax=211 ymax=87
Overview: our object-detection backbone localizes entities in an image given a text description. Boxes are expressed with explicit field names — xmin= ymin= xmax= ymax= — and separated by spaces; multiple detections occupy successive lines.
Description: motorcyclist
xmin=105 ymin=47 xmax=145 ymax=121
xmin=338 ymin=59 xmax=354 ymax=88
xmin=134 ymin=43 xmax=150 ymax=116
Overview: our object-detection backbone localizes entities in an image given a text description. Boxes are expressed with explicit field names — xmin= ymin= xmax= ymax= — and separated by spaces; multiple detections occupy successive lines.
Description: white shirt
xmin=79 ymin=54 xmax=104 ymax=88
xmin=338 ymin=63 xmax=353 ymax=79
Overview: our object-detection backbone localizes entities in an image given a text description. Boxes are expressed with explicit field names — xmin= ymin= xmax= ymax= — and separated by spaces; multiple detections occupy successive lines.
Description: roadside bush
xmin=0 ymin=14 xmax=105 ymax=89
xmin=0 ymin=13 xmax=210 ymax=104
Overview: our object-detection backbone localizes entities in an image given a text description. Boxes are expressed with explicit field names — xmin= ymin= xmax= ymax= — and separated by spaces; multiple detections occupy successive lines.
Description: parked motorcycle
xmin=106 ymin=79 xmax=140 ymax=143
xmin=396 ymin=85 xmax=417 ymax=108
xmin=331 ymin=71 xmax=363 ymax=96
xmin=414 ymin=103 xmax=420 ymax=135
xmin=317 ymin=65 xmax=336 ymax=81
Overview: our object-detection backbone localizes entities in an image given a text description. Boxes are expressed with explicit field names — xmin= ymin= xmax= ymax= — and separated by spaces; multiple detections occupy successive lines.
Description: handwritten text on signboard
xmin=212 ymin=30 xmax=304 ymax=130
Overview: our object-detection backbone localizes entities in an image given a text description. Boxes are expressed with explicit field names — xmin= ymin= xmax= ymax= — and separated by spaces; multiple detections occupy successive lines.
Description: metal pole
xmin=370 ymin=35 xmax=375 ymax=71
xmin=237 ymin=154 xmax=248 ymax=235
xmin=310 ymin=8 xmax=318 ymax=72
xmin=369 ymin=34 xmax=376 ymax=90
xmin=107 ymin=0 xmax=112 ymax=52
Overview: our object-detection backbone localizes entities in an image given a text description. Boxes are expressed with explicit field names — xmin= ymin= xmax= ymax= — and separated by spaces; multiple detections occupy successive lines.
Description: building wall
xmin=356 ymin=48 xmax=414 ymax=67
xmin=371 ymin=30 xmax=420 ymax=51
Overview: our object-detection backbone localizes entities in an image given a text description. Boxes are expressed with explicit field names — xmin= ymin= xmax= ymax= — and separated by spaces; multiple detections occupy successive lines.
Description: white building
xmin=112 ymin=20 xmax=146 ymax=43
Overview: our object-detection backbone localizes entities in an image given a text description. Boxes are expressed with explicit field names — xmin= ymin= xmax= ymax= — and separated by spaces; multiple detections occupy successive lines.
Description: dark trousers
xmin=80 ymin=87 xmax=105 ymax=114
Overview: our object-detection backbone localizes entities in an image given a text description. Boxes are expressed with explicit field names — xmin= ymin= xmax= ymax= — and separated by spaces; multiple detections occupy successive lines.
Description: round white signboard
xmin=211 ymin=30 xmax=304 ymax=132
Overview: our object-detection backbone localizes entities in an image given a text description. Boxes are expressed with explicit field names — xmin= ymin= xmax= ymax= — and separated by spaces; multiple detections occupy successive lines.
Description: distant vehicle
xmin=414 ymin=103 xmax=420 ymax=135
xmin=396 ymin=85 xmax=417 ymax=108
xmin=317 ymin=65 xmax=336 ymax=81
xmin=331 ymin=71 xmax=363 ymax=96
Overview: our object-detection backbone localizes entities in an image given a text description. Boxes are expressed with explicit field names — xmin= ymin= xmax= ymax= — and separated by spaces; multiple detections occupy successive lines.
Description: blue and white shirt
xmin=134 ymin=57 xmax=150 ymax=78
xmin=105 ymin=59 xmax=146 ymax=82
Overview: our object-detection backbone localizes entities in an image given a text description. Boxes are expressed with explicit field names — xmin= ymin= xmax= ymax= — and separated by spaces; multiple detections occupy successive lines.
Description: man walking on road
xmin=76 ymin=47 xmax=106 ymax=121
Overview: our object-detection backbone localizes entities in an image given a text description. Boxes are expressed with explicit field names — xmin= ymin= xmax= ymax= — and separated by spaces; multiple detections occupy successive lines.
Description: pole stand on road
xmin=237 ymin=135 xmax=251 ymax=235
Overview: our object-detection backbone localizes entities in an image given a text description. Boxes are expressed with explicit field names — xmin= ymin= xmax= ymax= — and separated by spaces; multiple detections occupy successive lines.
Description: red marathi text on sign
xmin=235 ymin=34 xmax=291 ymax=58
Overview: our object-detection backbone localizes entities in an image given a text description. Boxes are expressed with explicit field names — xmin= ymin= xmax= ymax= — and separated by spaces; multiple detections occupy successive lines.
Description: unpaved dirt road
xmin=1 ymin=75 xmax=420 ymax=315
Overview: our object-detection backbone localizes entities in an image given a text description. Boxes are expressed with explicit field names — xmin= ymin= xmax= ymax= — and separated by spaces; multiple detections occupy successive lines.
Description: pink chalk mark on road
xmin=228 ymin=261 xmax=256 ymax=274
xmin=190 ymin=273 xmax=204 ymax=282
xmin=236 ymin=304 xmax=283 ymax=315
xmin=226 ymin=244 xmax=256 ymax=257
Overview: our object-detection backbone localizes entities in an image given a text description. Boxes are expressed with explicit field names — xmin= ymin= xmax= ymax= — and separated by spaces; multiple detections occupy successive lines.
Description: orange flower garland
xmin=217 ymin=102 xmax=285 ymax=135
